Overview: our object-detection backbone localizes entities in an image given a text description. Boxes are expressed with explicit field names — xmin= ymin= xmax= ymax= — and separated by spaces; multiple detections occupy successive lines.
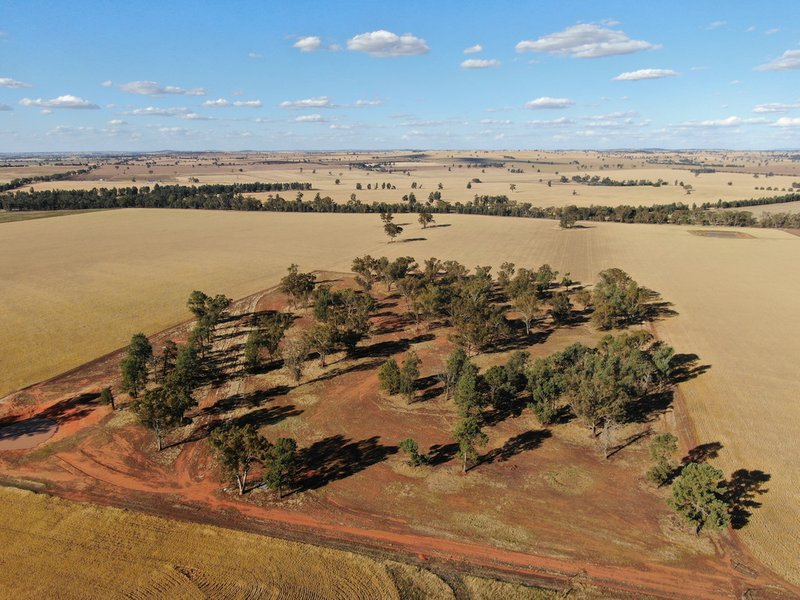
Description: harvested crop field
xmin=1 ymin=208 xmax=799 ymax=585
xmin=0 ymin=486 xmax=453 ymax=599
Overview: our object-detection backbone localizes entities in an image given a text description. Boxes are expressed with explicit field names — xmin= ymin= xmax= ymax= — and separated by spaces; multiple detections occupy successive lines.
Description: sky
xmin=1 ymin=0 xmax=800 ymax=152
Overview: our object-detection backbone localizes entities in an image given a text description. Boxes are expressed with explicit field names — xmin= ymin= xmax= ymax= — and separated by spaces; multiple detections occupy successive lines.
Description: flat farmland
xmin=1 ymin=208 xmax=799 ymax=584
xmin=17 ymin=150 xmax=800 ymax=209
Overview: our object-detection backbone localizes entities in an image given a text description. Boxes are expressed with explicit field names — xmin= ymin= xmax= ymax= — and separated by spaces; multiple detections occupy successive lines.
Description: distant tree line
xmin=4 ymin=182 xmax=799 ymax=229
xmin=0 ymin=166 xmax=97 ymax=193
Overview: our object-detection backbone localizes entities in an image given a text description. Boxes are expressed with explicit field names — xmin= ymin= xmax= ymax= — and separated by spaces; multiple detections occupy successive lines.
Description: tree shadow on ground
xmin=411 ymin=374 xmax=443 ymax=403
xmin=233 ymin=403 xmax=302 ymax=429
xmin=37 ymin=392 xmax=100 ymax=424
xmin=480 ymin=429 xmax=552 ymax=466
xmin=296 ymin=435 xmax=397 ymax=490
xmin=607 ymin=427 xmax=652 ymax=459
xmin=353 ymin=333 xmax=434 ymax=360
xmin=306 ymin=358 xmax=383 ymax=385
xmin=670 ymin=353 xmax=711 ymax=384
xmin=725 ymin=469 xmax=771 ymax=529
xmin=627 ymin=390 xmax=674 ymax=424
xmin=682 ymin=441 xmax=723 ymax=464
xmin=426 ymin=442 xmax=458 ymax=466
xmin=199 ymin=386 xmax=291 ymax=419
xmin=486 ymin=325 xmax=554 ymax=354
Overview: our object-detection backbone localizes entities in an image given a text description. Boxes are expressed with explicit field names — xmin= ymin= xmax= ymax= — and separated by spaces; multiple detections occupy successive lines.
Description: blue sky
xmin=1 ymin=0 xmax=800 ymax=151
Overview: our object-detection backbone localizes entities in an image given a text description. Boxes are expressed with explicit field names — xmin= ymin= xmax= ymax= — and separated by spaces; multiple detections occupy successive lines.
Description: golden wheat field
xmin=1 ymin=208 xmax=799 ymax=584
xmin=20 ymin=150 xmax=800 ymax=209
xmin=0 ymin=486 xmax=461 ymax=599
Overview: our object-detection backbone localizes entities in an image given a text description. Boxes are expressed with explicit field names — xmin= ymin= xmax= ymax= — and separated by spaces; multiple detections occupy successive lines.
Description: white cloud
xmin=461 ymin=58 xmax=500 ymax=69
xmin=772 ymin=117 xmax=800 ymax=127
xmin=233 ymin=100 xmax=262 ymax=108
xmin=354 ymin=99 xmax=384 ymax=107
xmin=480 ymin=118 xmax=512 ymax=125
xmin=123 ymin=106 xmax=207 ymax=120
xmin=756 ymin=50 xmax=800 ymax=71
xmin=329 ymin=124 xmax=352 ymax=130
xmin=346 ymin=30 xmax=429 ymax=57
xmin=613 ymin=68 xmax=678 ymax=81
xmin=681 ymin=116 xmax=769 ymax=128
xmin=203 ymin=98 xmax=230 ymax=107
xmin=295 ymin=114 xmax=324 ymax=122
xmin=464 ymin=44 xmax=482 ymax=54
xmin=19 ymin=95 xmax=99 ymax=109
xmin=107 ymin=119 xmax=126 ymax=125
xmin=765 ymin=28 xmax=780 ymax=35
xmin=525 ymin=96 xmax=575 ymax=109
xmin=705 ymin=20 xmax=727 ymax=30
xmin=101 ymin=80 xmax=113 ymax=87
xmin=294 ymin=36 xmax=322 ymax=52
xmin=516 ymin=24 xmax=658 ymax=58
xmin=0 ymin=77 xmax=32 ymax=88
xmin=753 ymin=102 xmax=800 ymax=113
xmin=247 ymin=51 xmax=263 ymax=59
xmin=119 ymin=80 xmax=206 ymax=96
xmin=280 ymin=96 xmax=332 ymax=109
xmin=0 ymin=103 xmax=12 ymax=111
xmin=526 ymin=117 xmax=574 ymax=126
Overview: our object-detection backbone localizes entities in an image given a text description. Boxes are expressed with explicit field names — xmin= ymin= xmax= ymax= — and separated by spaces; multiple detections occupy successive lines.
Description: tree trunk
xmin=238 ymin=468 xmax=248 ymax=495
xmin=462 ymin=453 xmax=467 ymax=474
xmin=155 ymin=427 xmax=162 ymax=452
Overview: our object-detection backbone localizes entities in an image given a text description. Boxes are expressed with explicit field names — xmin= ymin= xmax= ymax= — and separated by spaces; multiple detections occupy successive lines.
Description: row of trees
xmin=5 ymin=181 xmax=797 ymax=228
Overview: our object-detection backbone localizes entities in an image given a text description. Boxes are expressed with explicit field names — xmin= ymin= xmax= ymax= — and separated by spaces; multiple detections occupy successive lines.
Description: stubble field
xmin=1 ymin=207 xmax=799 ymax=586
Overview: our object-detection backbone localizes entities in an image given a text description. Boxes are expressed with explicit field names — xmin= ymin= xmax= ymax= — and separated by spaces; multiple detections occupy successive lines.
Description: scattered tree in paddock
xmin=157 ymin=340 xmax=178 ymax=384
xmin=453 ymin=364 xmax=485 ymax=417
xmin=130 ymin=383 xmax=196 ymax=451
xmin=399 ymin=438 xmax=427 ymax=466
xmin=209 ymin=424 xmax=269 ymax=495
xmin=418 ymin=210 xmax=434 ymax=228
xmin=313 ymin=286 xmax=375 ymax=355
xmin=669 ymin=462 xmax=730 ymax=534
xmin=99 ymin=387 xmax=115 ymax=411
xmin=280 ymin=264 xmax=317 ymax=309
xmin=440 ymin=347 xmax=469 ymax=400
xmin=384 ymin=221 xmax=403 ymax=242
xmin=399 ymin=351 xmax=421 ymax=403
xmin=187 ymin=290 xmax=232 ymax=331
xmin=454 ymin=415 xmax=488 ymax=473
xmin=120 ymin=333 xmax=153 ymax=398
xmin=305 ymin=322 xmax=338 ymax=367
xmin=549 ymin=291 xmax=572 ymax=324
xmin=262 ymin=437 xmax=298 ymax=498
xmin=283 ymin=335 xmax=309 ymax=383
xmin=560 ymin=205 xmax=579 ymax=228
xmin=378 ymin=358 xmax=402 ymax=395
xmin=591 ymin=268 xmax=650 ymax=329
xmin=647 ymin=432 xmax=679 ymax=486
xmin=511 ymin=288 xmax=540 ymax=335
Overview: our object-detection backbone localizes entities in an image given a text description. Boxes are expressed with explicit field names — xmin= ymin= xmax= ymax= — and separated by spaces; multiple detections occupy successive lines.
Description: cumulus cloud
xmin=525 ymin=96 xmax=575 ymax=109
xmin=346 ymin=30 xmax=429 ymax=57
xmin=294 ymin=36 xmax=322 ymax=52
xmin=0 ymin=77 xmax=32 ymax=88
xmin=203 ymin=98 xmax=230 ymax=107
xmin=753 ymin=102 xmax=800 ymax=113
xmin=107 ymin=119 xmax=126 ymax=125
xmin=755 ymin=49 xmax=800 ymax=71
xmin=101 ymin=80 xmax=113 ymax=87
xmin=526 ymin=117 xmax=574 ymax=126
xmin=295 ymin=114 xmax=324 ymax=122
xmin=119 ymin=80 xmax=206 ymax=96
xmin=461 ymin=58 xmax=500 ymax=69
xmin=247 ymin=51 xmax=263 ymax=59
xmin=772 ymin=117 xmax=800 ymax=126
xmin=19 ymin=95 xmax=99 ymax=109
xmin=705 ymin=20 xmax=727 ymax=30
xmin=464 ymin=44 xmax=482 ymax=54
xmin=480 ymin=118 xmax=512 ymax=125
xmin=233 ymin=99 xmax=262 ymax=108
xmin=354 ymin=99 xmax=384 ymax=107
xmin=280 ymin=96 xmax=332 ymax=109
xmin=516 ymin=24 xmax=658 ymax=58
xmin=613 ymin=68 xmax=678 ymax=81
xmin=681 ymin=116 xmax=769 ymax=128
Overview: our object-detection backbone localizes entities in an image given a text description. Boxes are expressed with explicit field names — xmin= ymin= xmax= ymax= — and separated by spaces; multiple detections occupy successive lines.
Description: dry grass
xmin=0 ymin=209 xmax=107 ymax=224
xmin=462 ymin=575 xmax=557 ymax=600
xmin=0 ymin=486 xmax=402 ymax=599
xmin=2 ymin=205 xmax=799 ymax=583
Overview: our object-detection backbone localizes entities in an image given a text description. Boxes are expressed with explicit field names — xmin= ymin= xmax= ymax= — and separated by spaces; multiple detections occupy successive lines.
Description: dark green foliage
xmin=399 ymin=438 xmax=427 ymax=466
xmin=483 ymin=365 xmax=509 ymax=408
xmin=130 ymin=383 xmax=196 ymax=451
xmin=157 ymin=340 xmax=178 ymax=383
xmin=669 ymin=462 xmax=730 ymax=533
xmin=99 ymin=387 xmax=115 ymax=410
xmin=208 ymin=424 xmax=269 ymax=495
xmin=384 ymin=221 xmax=403 ymax=242
xmin=559 ymin=205 xmax=579 ymax=228
xmin=280 ymin=264 xmax=317 ymax=308
xmin=453 ymin=416 xmax=488 ymax=473
xmin=453 ymin=365 xmax=484 ymax=417
xmin=549 ymin=291 xmax=572 ymax=324
xmin=120 ymin=333 xmax=153 ymax=398
xmin=441 ymin=347 xmax=468 ymax=399
xmin=378 ymin=358 xmax=402 ymax=394
xmin=591 ymin=268 xmax=649 ymax=329
xmin=399 ymin=351 xmax=421 ymax=403
xmin=418 ymin=210 xmax=434 ymax=228
xmin=647 ymin=432 xmax=678 ymax=486
xmin=262 ymin=437 xmax=298 ymax=498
